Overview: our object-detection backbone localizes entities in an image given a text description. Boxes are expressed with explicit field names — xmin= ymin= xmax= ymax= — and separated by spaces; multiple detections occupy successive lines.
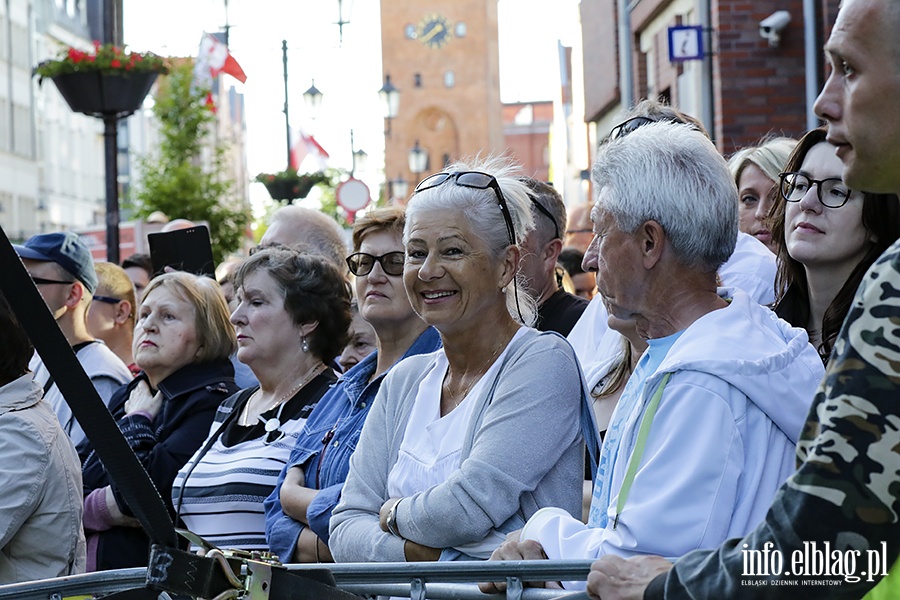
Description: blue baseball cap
xmin=14 ymin=232 xmax=98 ymax=294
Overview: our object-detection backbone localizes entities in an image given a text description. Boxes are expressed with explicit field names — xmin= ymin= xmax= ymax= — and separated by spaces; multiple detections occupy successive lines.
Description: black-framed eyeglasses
xmin=609 ymin=116 xmax=659 ymax=141
xmin=93 ymin=295 xmax=122 ymax=305
xmin=778 ymin=172 xmax=854 ymax=208
xmin=31 ymin=276 xmax=75 ymax=286
xmin=530 ymin=197 xmax=560 ymax=239
xmin=346 ymin=252 xmax=405 ymax=277
xmin=413 ymin=171 xmax=516 ymax=247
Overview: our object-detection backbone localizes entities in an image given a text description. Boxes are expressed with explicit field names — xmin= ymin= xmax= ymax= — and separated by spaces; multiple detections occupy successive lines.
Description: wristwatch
xmin=386 ymin=499 xmax=403 ymax=538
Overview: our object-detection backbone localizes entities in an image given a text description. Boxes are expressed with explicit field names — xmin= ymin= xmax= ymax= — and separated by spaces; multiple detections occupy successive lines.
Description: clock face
xmin=419 ymin=14 xmax=451 ymax=49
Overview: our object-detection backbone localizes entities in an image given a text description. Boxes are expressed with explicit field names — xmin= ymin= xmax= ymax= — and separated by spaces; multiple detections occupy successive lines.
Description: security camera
xmin=759 ymin=11 xmax=791 ymax=47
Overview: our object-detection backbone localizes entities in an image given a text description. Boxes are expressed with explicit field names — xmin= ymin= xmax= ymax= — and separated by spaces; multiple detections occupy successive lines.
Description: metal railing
xmin=0 ymin=560 xmax=595 ymax=600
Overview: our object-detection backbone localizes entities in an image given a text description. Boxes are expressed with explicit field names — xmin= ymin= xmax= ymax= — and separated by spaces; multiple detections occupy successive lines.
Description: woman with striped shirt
xmin=171 ymin=247 xmax=351 ymax=551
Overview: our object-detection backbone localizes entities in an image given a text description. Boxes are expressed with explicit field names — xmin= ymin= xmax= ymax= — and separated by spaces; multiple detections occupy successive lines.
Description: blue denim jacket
xmin=264 ymin=327 xmax=441 ymax=561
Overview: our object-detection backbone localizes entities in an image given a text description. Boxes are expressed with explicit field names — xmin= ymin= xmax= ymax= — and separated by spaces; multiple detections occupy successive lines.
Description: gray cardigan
xmin=329 ymin=328 xmax=586 ymax=562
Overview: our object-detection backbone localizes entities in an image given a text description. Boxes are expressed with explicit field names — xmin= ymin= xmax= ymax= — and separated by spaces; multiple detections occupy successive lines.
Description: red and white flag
xmin=193 ymin=32 xmax=247 ymax=87
xmin=290 ymin=127 xmax=330 ymax=172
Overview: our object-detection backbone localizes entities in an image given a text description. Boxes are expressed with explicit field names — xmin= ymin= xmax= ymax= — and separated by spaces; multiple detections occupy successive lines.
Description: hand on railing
xmin=479 ymin=530 xmax=561 ymax=594
xmin=585 ymin=555 xmax=673 ymax=600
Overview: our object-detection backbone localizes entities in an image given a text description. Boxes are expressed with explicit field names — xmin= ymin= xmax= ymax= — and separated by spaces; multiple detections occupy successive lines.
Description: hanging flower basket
xmin=256 ymin=169 xmax=329 ymax=202
xmin=34 ymin=42 xmax=169 ymax=117
xmin=49 ymin=71 xmax=159 ymax=116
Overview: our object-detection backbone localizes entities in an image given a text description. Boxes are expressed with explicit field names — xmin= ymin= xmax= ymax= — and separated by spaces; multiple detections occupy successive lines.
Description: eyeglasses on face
xmin=413 ymin=171 xmax=516 ymax=247
xmin=346 ymin=252 xmax=406 ymax=277
xmin=30 ymin=276 xmax=75 ymax=286
xmin=93 ymin=295 xmax=123 ymax=305
xmin=778 ymin=172 xmax=854 ymax=208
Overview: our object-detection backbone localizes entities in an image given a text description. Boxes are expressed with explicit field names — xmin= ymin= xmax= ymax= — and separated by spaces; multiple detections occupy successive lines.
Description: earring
xmin=500 ymin=286 xmax=507 ymax=294
xmin=302 ymin=337 xmax=309 ymax=353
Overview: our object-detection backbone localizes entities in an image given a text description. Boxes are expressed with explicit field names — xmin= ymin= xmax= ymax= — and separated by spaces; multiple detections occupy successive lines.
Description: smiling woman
xmin=329 ymin=156 xmax=588 ymax=564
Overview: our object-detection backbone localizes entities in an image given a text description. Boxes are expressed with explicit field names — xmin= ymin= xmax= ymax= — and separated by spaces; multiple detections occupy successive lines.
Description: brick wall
xmin=714 ymin=0 xmax=807 ymax=155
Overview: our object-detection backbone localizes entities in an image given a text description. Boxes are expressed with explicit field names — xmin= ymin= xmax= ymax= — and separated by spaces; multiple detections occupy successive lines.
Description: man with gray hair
xmin=518 ymin=178 xmax=588 ymax=335
xmin=259 ymin=205 xmax=348 ymax=275
xmin=482 ymin=121 xmax=823 ymax=593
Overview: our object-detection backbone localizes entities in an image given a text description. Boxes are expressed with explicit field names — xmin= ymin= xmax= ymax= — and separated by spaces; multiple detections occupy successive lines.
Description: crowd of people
xmin=1 ymin=1 xmax=898 ymax=598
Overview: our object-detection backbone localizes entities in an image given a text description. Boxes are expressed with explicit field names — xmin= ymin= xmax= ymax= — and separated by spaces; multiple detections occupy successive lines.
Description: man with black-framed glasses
xmin=517 ymin=178 xmax=588 ymax=336
xmin=14 ymin=232 xmax=131 ymax=446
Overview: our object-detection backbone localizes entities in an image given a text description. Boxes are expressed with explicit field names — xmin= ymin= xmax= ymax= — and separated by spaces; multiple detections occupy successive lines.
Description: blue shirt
xmin=588 ymin=331 xmax=683 ymax=528
xmin=263 ymin=327 xmax=442 ymax=560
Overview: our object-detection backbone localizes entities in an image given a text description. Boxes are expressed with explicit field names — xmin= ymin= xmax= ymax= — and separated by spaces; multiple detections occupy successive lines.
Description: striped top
xmin=172 ymin=372 xmax=336 ymax=551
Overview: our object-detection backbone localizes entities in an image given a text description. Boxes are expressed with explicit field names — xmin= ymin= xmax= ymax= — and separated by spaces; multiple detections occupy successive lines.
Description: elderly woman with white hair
xmin=329 ymin=157 xmax=587 ymax=562
xmin=483 ymin=121 xmax=824 ymax=592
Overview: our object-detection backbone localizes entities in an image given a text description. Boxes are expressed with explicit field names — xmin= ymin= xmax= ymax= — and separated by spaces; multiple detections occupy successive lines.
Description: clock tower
xmin=380 ymin=0 xmax=503 ymax=198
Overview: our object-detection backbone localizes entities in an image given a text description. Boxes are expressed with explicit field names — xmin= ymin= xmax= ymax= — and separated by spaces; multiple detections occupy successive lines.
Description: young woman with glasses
xmin=329 ymin=156 xmax=587 ymax=563
xmin=171 ymin=248 xmax=351 ymax=552
xmin=771 ymin=127 xmax=900 ymax=363
xmin=263 ymin=207 xmax=441 ymax=563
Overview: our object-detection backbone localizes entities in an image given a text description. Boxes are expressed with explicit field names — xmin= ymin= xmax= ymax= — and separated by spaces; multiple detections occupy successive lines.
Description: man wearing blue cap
xmin=15 ymin=231 xmax=132 ymax=448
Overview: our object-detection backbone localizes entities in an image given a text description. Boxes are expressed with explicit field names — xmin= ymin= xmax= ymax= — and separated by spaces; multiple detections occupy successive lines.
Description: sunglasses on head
xmin=413 ymin=171 xmax=516 ymax=247
xmin=346 ymin=252 xmax=405 ymax=277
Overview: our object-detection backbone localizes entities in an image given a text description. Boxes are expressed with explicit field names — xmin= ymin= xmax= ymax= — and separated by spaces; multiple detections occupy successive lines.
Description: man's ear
xmin=542 ymin=238 xmax=563 ymax=267
xmin=114 ymin=300 xmax=133 ymax=326
xmin=65 ymin=281 xmax=85 ymax=309
xmin=639 ymin=220 xmax=666 ymax=269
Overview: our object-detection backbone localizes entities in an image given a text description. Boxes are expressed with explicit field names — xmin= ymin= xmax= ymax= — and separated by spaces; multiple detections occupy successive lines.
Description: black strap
xmin=0 ymin=226 xmax=179 ymax=549
xmin=41 ymin=340 xmax=97 ymax=396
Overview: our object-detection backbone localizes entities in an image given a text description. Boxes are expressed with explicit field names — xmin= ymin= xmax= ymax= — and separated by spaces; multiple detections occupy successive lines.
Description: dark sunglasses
xmin=93 ymin=295 xmax=123 ymax=305
xmin=609 ymin=116 xmax=659 ymax=141
xmin=346 ymin=252 xmax=405 ymax=277
xmin=31 ymin=276 xmax=75 ymax=286
xmin=414 ymin=171 xmax=516 ymax=247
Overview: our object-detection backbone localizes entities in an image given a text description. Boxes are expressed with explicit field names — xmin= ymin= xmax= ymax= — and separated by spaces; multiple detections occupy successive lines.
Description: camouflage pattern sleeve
xmin=647 ymin=240 xmax=900 ymax=600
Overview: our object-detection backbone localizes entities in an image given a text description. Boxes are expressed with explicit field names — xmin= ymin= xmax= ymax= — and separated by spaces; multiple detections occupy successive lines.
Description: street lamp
xmin=378 ymin=74 xmax=400 ymax=137
xmin=303 ymin=79 xmax=323 ymax=119
xmin=408 ymin=140 xmax=429 ymax=175
xmin=391 ymin=174 xmax=410 ymax=202
xmin=350 ymin=129 xmax=367 ymax=177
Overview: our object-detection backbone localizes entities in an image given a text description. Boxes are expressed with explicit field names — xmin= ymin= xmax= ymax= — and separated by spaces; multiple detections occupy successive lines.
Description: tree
xmin=131 ymin=60 xmax=248 ymax=263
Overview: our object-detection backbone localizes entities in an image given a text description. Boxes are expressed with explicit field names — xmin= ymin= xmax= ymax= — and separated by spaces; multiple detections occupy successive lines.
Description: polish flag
xmin=193 ymin=32 xmax=247 ymax=87
xmin=290 ymin=127 xmax=330 ymax=172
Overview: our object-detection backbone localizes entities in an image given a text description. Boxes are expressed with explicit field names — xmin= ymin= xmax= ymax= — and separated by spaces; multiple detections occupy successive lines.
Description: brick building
xmin=502 ymin=101 xmax=553 ymax=182
xmin=580 ymin=0 xmax=841 ymax=156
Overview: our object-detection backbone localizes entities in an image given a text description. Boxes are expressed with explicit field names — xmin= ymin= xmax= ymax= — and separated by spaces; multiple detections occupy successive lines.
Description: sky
xmin=122 ymin=0 xmax=580 ymax=213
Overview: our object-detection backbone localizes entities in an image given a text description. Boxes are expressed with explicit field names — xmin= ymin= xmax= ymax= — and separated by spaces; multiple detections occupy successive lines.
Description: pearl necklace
xmin=239 ymin=363 xmax=327 ymax=427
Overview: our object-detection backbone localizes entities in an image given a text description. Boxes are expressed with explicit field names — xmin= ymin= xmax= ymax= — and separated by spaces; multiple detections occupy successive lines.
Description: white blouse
xmin=387 ymin=328 xmax=525 ymax=558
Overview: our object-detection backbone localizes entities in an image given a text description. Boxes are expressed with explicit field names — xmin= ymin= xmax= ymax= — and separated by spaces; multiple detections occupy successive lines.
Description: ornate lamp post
xmin=408 ymin=140 xmax=429 ymax=178
xmin=378 ymin=74 xmax=400 ymax=137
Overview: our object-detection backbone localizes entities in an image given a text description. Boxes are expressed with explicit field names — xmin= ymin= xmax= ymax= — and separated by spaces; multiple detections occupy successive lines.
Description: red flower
xmin=110 ymin=59 xmax=121 ymax=68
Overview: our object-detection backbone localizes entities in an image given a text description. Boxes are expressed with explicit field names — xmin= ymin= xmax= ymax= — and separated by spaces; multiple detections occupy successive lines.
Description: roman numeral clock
xmin=381 ymin=1 xmax=504 ymax=199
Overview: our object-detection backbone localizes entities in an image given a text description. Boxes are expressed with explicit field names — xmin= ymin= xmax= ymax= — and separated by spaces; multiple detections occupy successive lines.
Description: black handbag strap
xmin=0 ymin=226 xmax=178 ymax=549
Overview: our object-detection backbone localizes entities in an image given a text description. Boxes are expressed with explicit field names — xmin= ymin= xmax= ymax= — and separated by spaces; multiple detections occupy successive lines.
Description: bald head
xmin=260 ymin=206 xmax=348 ymax=273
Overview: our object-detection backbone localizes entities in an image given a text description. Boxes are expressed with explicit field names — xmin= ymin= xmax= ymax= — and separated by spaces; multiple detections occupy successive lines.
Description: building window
xmin=414 ymin=73 xmax=422 ymax=88
xmin=444 ymin=70 xmax=455 ymax=88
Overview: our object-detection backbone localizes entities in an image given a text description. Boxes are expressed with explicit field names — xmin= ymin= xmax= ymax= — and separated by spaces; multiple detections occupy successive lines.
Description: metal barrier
xmin=0 ymin=560 xmax=595 ymax=600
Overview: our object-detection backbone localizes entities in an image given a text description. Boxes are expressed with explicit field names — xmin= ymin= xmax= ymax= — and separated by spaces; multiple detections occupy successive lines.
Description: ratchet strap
xmin=0 ymin=225 xmax=356 ymax=600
